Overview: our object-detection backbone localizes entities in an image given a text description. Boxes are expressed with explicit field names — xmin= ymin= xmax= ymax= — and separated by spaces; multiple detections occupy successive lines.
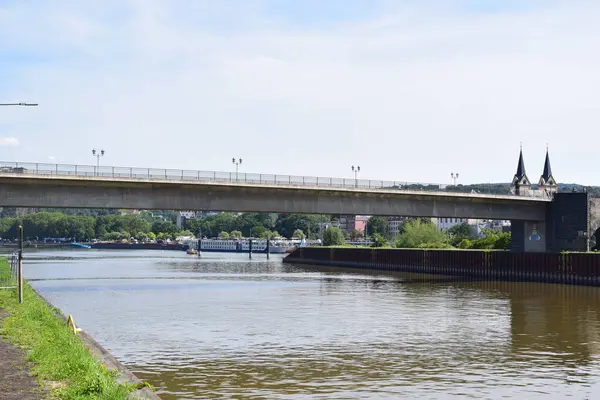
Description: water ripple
xmin=24 ymin=250 xmax=600 ymax=399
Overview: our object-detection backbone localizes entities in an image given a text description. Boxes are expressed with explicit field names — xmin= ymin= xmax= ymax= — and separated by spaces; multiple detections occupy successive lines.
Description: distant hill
xmin=395 ymin=182 xmax=600 ymax=196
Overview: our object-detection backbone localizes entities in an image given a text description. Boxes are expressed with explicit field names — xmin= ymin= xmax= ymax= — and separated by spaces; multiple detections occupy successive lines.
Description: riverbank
xmin=284 ymin=247 xmax=600 ymax=286
xmin=0 ymin=258 xmax=157 ymax=399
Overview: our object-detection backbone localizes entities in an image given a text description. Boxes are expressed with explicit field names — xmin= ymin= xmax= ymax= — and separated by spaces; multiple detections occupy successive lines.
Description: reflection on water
xmin=25 ymin=250 xmax=600 ymax=399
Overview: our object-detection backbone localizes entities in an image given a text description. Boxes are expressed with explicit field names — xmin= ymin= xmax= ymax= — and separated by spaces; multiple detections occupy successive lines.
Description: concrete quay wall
xmin=284 ymin=247 xmax=600 ymax=286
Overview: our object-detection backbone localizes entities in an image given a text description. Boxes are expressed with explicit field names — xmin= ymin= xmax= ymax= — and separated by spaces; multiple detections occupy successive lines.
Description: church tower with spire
xmin=538 ymin=146 xmax=558 ymax=195
xmin=511 ymin=145 xmax=531 ymax=196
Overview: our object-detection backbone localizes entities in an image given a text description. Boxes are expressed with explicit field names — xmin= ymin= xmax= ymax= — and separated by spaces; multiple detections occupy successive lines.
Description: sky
xmin=1 ymin=0 xmax=599 ymax=185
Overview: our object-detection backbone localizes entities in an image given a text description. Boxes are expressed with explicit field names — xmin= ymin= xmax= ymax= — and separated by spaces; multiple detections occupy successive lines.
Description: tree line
xmin=0 ymin=210 xmax=334 ymax=242
xmin=323 ymin=219 xmax=511 ymax=250
xmin=0 ymin=208 xmax=510 ymax=250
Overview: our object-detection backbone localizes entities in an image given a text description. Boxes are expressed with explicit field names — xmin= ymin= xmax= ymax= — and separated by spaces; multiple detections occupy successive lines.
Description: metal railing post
xmin=112 ymin=166 xmax=115 ymax=177
xmin=130 ymin=167 xmax=133 ymax=178
xmin=36 ymin=163 xmax=38 ymax=174
xmin=18 ymin=225 xmax=23 ymax=304
xmin=75 ymin=165 xmax=77 ymax=176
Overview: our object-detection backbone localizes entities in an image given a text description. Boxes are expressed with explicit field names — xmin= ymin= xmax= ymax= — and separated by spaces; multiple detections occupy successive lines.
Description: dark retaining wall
xmin=283 ymin=248 xmax=600 ymax=286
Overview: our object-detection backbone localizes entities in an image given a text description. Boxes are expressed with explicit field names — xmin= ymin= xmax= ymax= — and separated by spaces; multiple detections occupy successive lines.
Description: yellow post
xmin=67 ymin=315 xmax=82 ymax=334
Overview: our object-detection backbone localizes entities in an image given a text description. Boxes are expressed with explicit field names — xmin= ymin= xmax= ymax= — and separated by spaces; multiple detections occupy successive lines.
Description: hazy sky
xmin=1 ymin=0 xmax=599 ymax=185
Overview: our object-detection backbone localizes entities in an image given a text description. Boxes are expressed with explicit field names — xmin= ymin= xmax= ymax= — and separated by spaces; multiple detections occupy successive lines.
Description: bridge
xmin=3 ymin=160 xmax=597 ymax=253
xmin=0 ymin=161 xmax=549 ymax=221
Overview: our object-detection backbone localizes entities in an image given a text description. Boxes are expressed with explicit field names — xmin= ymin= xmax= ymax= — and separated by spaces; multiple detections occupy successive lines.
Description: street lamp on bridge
xmin=92 ymin=149 xmax=105 ymax=175
xmin=0 ymin=102 xmax=38 ymax=106
xmin=232 ymin=158 xmax=242 ymax=181
xmin=351 ymin=165 xmax=360 ymax=188
xmin=451 ymin=172 xmax=459 ymax=186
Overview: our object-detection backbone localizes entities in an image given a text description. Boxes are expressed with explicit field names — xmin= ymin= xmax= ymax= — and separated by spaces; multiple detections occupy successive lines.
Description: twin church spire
xmin=512 ymin=144 xmax=557 ymax=194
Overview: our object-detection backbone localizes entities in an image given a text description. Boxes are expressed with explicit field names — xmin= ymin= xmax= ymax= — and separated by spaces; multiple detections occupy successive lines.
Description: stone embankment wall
xmin=284 ymin=248 xmax=600 ymax=286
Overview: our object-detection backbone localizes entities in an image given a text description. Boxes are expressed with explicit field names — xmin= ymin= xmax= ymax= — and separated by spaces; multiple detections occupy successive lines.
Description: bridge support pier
xmin=511 ymin=220 xmax=547 ymax=252
xmin=511 ymin=192 xmax=600 ymax=253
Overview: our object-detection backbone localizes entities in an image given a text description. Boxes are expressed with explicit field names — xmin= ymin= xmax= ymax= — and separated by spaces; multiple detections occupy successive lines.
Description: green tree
xmin=494 ymin=232 xmax=511 ymax=250
xmin=250 ymin=225 xmax=268 ymax=238
xmin=370 ymin=233 xmax=389 ymax=247
xmin=218 ymin=231 xmax=230 ymax=239
xmin=323 ymin=226 xmax=345 ymax=246
xmin=155 ymin=232 xmax=167 ymax=240
xmin=468 ymin=229 xmax=511 ymax=250
xmin=151 ymin=219 xmax=177 ymax=235
xmin=230 ymin=230 xmax=243 ymax=239
xmin=349 ymin=229 xmax=364 ymax=241
xmin=366 ymin=216 xmax=389 ymax=237
xmin=448 ymin=222 xmax=476 ymax=246
xmin=135 ymin=231 xmax=148 ymax=241
xmin=396 ymin=219 xmax=446 ymax=248
xmin=259 ymin=230 xmax=275 ymax=240
xmin=292 ymin=229 xmax=306 ymax=239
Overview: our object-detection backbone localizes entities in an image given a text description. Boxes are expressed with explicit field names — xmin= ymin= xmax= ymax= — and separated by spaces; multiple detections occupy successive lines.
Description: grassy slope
xmin=0 ymin=258 xmax=133 ymax=399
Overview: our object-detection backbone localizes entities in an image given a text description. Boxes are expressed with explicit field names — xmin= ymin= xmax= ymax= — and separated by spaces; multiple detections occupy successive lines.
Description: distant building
xmin=432 ymin=217 xmax=469 ymax=231
xmin=511 ymin=145 xmax=557 ymax=199
xmin=177 ymin=211 xmax=198 ymax=228
xmin=387 ymin=216 xmax=406 ymax=236
xmin=119 ymin=209 xmax=141 ymax=215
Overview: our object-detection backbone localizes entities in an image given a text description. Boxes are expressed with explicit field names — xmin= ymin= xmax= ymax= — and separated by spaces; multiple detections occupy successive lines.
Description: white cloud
xmin=1 ymin=1 xmax=599 ymax=184
xmin=0 ymin=137 xmax=19 ymax=147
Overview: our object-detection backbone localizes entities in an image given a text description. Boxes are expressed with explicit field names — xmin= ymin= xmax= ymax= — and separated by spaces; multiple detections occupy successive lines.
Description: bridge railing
xmin=0 ymin=161 xmax=550 ymax=198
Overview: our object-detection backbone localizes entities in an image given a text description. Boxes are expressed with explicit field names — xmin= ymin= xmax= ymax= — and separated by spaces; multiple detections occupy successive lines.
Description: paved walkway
xmin=0 ymin=311 xmax=43 ymax=400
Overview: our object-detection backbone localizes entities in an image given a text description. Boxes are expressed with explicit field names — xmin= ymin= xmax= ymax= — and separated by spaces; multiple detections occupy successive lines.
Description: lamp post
xmin=451 ymin=172 xmax=459 ymax=186
xmin=0 ymin=102 xmax=38 ymax=106
xmin=351 ymin=165 xmax=360 ymax=188
xmin=92 ymin=149 xmax=105 ymax=176
xmin=232 ymin=158 xmax=242 ymax=181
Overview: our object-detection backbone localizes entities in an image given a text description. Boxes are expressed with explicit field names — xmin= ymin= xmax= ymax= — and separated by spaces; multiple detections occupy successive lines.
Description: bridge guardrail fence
xmin=0 ymin=161 xmax=551 ymax=199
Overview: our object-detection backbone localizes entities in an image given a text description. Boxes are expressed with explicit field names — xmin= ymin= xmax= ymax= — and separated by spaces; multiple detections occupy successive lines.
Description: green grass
xmin=0 ymin=257 xmax=14 ymax=285
xmin=0 ymin=258 xmax=135 ymax=399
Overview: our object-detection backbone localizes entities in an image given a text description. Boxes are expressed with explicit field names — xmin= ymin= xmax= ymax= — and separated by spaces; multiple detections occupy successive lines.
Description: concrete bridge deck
xmin=0 ymin=160 xmax=549 ymax=197
xmin=0 ymin=167 xmax=549 ymax=220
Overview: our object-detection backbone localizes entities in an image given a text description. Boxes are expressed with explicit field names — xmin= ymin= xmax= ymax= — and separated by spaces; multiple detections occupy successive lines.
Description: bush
xmin=370 ymin=233 xmax=389 ymax=247
xmin=292 ymin=229 xmax=306 ymax=239
xmin=229 ymin=230 xmax=243 ymax=239
xmin=417 ymin=242 xmax=451 ymax=249
xmin=396 ymin=220 xmax=446 ymax=248
xmin=323 ymin=226 xmax=345 ymax=246
xmin=457 ymin=239 xmax=472 ymax=249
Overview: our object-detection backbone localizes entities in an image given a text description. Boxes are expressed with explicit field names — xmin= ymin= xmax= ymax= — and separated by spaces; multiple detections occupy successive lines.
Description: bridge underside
xmin=0 ymin=175 xmax=548 ymax=220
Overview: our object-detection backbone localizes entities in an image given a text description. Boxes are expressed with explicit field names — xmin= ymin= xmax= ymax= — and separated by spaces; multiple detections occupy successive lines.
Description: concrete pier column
xmin=511 ymin=220 xmax=547 ymax=252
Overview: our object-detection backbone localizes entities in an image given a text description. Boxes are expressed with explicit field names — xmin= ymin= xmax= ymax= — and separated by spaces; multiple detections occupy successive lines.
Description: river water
xmin=24 ymin=250 xmax=600 ymax=399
